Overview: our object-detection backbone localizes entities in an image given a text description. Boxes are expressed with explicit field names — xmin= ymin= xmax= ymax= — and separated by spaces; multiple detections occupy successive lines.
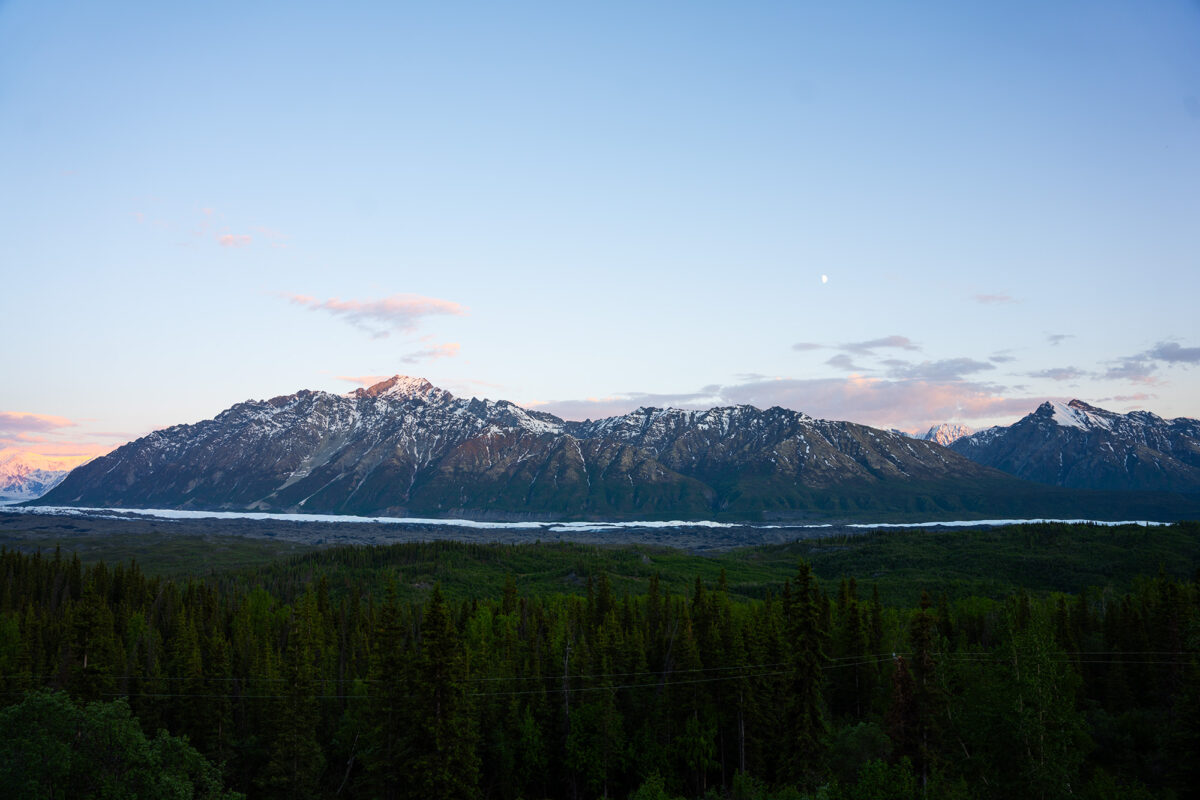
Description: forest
xmin=0 ymin=523 xmax=1198 ymax=799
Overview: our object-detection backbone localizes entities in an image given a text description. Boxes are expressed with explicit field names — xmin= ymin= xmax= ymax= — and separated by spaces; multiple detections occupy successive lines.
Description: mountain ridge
xmin=949 ymin=398 xmax=1200 ymax=492
xmin=33 ymin=380 xmax=1200 ymax=521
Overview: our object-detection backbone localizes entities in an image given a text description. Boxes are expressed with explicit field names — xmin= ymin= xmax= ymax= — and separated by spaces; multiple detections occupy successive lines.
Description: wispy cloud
xmin=885 ymin=358 xmax=995 ymax=382
xmin=974 ymin=293 xmax=1016 ymax=304
xmin=285 ymin=292 xmax=467 ymax=338
xmin=401 ymin=342 xmax=461 ymax=363
xmin=1103 ymin=358 xmax=1158 ymax=385
xmin=1144 ymin=341 xmax=1200 ymax=364
xmin=826 ymin=354 xmax=868 ymax=371
xmin=1027 ymin=366 xmax=1086 ymax=382
xmin=1103 ymin=340 xmax=1199 ymax=384
xmin=0 ymin=412 xmax=122 ymax=466
xmin=0 ymin=411 xmax=76 ymax=436
xmin=792 ymin=335 xmax=919 ymax=356
xmin=134 ymin=205 xmax=286 ymax=250
xmin=0 ymin=443 xmax=114 ymax=467
xmin=839 ymin=335 xmax=920 ymax=354
xmin=1047 ymin=333 xmax=1074 ymax=346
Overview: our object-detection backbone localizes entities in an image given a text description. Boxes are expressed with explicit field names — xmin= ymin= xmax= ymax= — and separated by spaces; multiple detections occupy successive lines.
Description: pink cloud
xmin=0 ymin=412 xmax=135 ymax=466
xmin=285 ymin=292 xmax=467 ymax=338
xmin=720 ymin=376 xmax=1040 ymax=430
xmin=4 ymin=433 xmax=54 ymax=444
xmin=0 ymin=442 xmax=116 ymax=469
xmin=217 ymin=233 xmax=252 ymax=247
xmin=974 ymin=293 xmax=1016 ymax=304
xmin=401 ymin=342 xmax=460 ymax=363
xmin=0 ymin=411 xmax=76 ymax=436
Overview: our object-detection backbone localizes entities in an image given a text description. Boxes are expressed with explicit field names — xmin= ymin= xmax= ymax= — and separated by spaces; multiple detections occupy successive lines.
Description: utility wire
xmin=0 ymin=650 xmax=1191 ymax=687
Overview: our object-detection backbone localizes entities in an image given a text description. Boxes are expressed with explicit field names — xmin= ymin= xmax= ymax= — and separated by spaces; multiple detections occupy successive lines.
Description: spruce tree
xmin=404 ymin=585 xmax=480 ymax=800
xmin=908 ymin=591 xmax=944 ymax=792
xmin=782 ymin=561 xmax=828 ymax=787
xmin=258 ymin=597 xmax=325 ymax=799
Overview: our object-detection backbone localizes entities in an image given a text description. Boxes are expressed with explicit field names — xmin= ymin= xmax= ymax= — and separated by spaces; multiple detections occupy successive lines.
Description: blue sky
xmin=2 ymin=0 xmax=1198 ymax=464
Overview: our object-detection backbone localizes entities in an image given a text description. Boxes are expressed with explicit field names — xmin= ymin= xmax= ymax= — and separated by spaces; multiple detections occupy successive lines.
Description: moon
xmin=820 ymin=274 xmax=828 ymax=284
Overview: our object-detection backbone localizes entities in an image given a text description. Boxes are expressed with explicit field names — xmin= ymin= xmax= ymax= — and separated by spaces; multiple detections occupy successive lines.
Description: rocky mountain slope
xmin=949 ymin=399 xmax=1200 ymax=492
xmin=32 ymin=375 xmax=1135 ymax=521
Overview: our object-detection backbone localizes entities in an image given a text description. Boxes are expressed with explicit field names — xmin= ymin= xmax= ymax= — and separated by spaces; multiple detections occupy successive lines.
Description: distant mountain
xmin=0 ymin=451 xmax=73 ymax=501
xmin=34 ymin=375 xmax=1166 ymax=521
xmin=920 ymin=423 xmax=973 ymax=447
xmin=950 ymin=399 xmax=1200 ymax=492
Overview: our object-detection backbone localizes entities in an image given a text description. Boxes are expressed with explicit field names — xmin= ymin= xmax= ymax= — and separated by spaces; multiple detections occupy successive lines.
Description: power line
xmin=0 ymin=657 xmax=899 ymax=701
xmin=1 ymin=650 xmax=1191 ymax=688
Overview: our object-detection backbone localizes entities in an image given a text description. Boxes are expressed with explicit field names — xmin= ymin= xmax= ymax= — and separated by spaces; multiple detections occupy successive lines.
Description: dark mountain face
xmin=34 ymin=379 xmax=1200 ymax=521
xmin=949 ymin=399 xmax=1200 ymax=492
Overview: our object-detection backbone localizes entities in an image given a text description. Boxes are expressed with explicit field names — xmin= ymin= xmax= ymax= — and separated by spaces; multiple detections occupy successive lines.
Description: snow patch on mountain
xmin=1043 ymin=400 xmax=1109 ymax=431
xmin=921 ymin=423 xmax=973 ymax=446
xmin=0 ymin=451 xmax=81 ymax=500
xmin=951 ymin=398 xmax=1200 ymax=492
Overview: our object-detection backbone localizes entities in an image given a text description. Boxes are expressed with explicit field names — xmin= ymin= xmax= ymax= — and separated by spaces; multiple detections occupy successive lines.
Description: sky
xmin=2 ymin=0 xmax=1199 ymax=467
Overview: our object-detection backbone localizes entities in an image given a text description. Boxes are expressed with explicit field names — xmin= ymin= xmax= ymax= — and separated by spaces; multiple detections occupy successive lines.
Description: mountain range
xmin=949 ymin=399 xmax=1200 ymax=493
xmin=31 ymin=377 xmax=1200 ymax=521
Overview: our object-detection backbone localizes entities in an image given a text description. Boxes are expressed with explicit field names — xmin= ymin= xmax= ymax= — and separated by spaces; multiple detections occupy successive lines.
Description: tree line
xmin=0 ymin=544 xmax=1197 ymax=799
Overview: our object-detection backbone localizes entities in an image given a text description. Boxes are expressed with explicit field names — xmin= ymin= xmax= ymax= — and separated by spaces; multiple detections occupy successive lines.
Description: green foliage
xmin=400 ymin=585 xmax=480 ymax=800
xmin=0 ymin=530 xmax=312 ymax=577
xmin=0 ymin=526 xmax=1197 ymax=799
xmin=847 ymin=757 xmax=918 ymax=800
xmin=825 ymin=722 xmax=891 ymax=786
xmin=630 ymin=771 xmax=685 ymax=800
xmin=1080 ymin=768 xmax=1158 ymax=800
xmin=0 ymin=689 xmax=241 ymax=799
xmin=783 ymin=561 xmax=828 ymax=786
xmin=8 ymin=521 xmax=1199 ymax=609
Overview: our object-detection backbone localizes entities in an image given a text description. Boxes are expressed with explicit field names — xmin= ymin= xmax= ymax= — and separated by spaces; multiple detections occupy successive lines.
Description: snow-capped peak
xmin=0 ymin=449 xmax=80 ymax=500
xmin=1038 ymin=399 xmax=1112 ymax=431
xmin=357 ymin=375 xmax=440 ymax=401
xmin=921 ymin=423 xmax=973 ymax=446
